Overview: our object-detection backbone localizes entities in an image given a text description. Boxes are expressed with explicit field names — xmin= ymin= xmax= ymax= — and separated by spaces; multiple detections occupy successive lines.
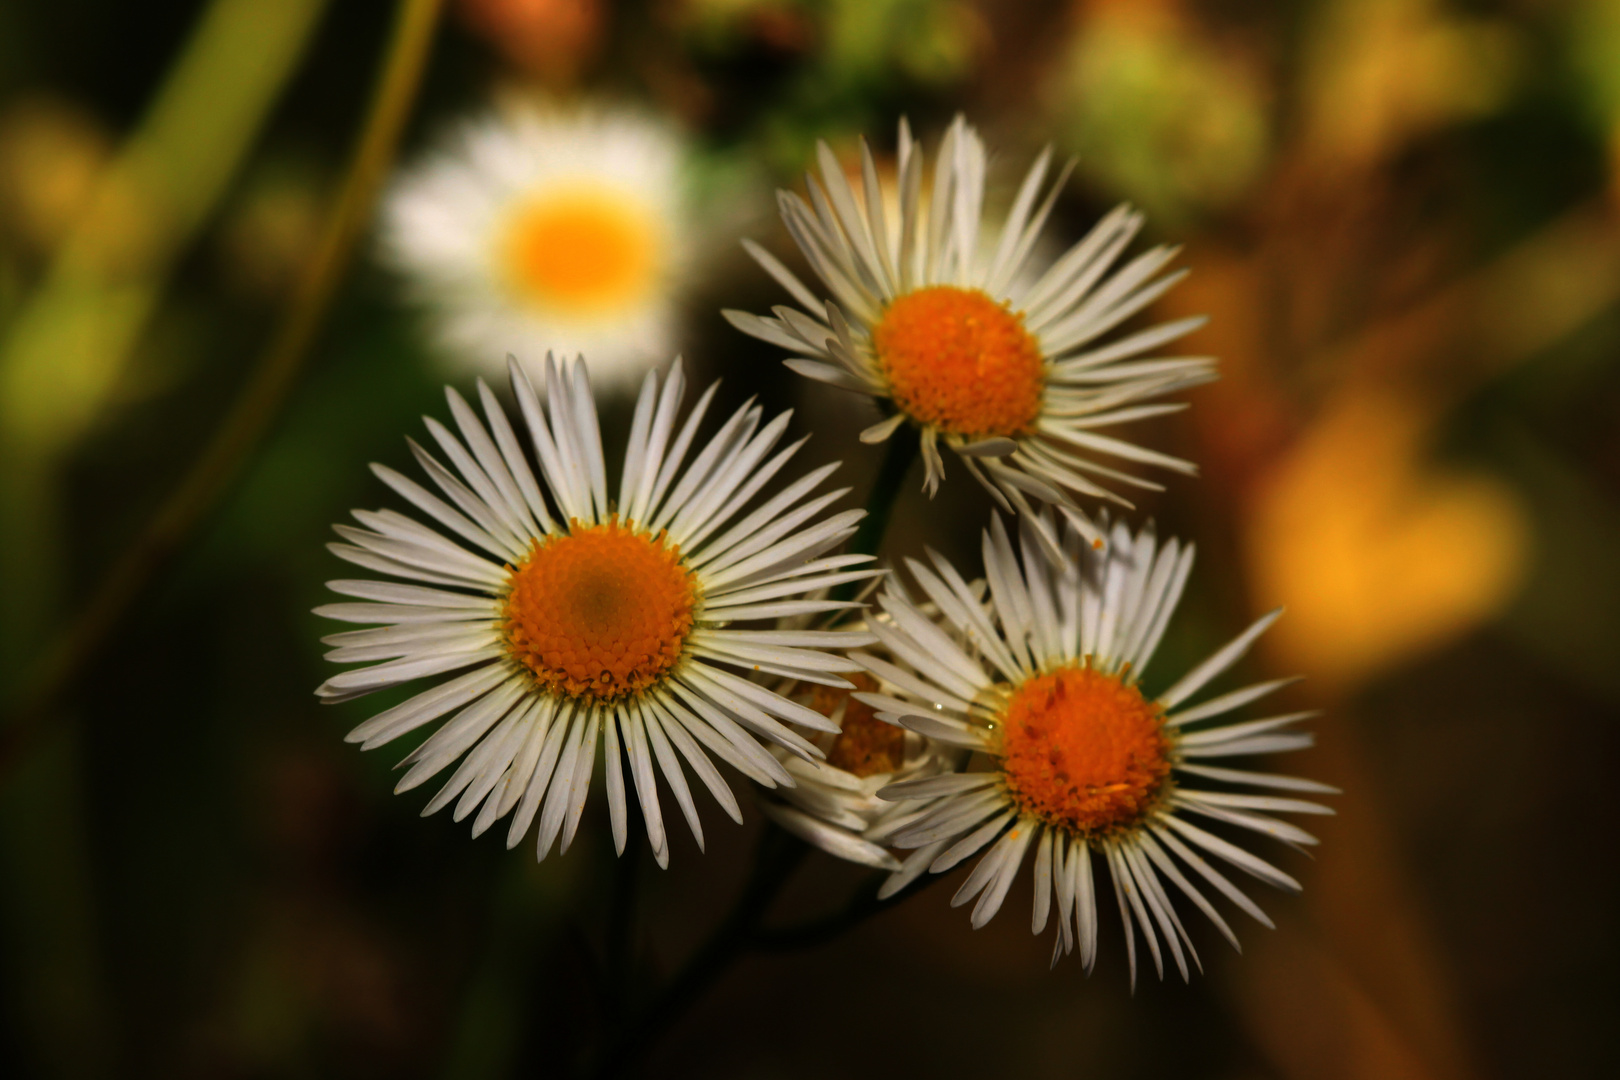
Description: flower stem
xmin=587 ymin=825 xmax=808 ymax=1079
xmin=833 ymin=432 xmax=918 ymax=602
xmin=750 ymin=867 xmax=944 ymax=952
xmin=0 ymin=0 xmax=445 ymax=779
xmin=588 ymin=423 xmax=920 ymax=1073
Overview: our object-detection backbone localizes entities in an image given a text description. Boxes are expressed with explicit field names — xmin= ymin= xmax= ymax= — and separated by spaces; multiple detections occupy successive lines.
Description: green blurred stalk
xmin=0 ymin=0 xmax=330 ymax=458
xmin=0 ymin=0 xmax=331 ymax=694
xmin=0 ymin=3 xmax=328 ymax=1074
xmin=0 ymin=0 xmax=446 ymax=1071
xmin=2 ymin=0 xmax=443 ymax=761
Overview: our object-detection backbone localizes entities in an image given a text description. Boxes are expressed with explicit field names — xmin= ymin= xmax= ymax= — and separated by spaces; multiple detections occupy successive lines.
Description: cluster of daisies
xmin=325 ymin=107 xmax=1331 ymax=980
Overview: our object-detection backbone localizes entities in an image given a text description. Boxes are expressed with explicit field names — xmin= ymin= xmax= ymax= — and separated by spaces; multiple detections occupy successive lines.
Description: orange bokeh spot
xmin=998 ymin=665 xmax=1172 ymax=835
xmin=503 ymin=520 xmax=696 ymax=701
xmin=873 ymin=286 xmax=1044 ymax=439
xmin=810 ymin=673 xmax=906 ymax=778
xmin=501 ymin=187 xmax=657 ymax=313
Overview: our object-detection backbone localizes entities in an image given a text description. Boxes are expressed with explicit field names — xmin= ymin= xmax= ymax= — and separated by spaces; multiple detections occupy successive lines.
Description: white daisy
xmin=726 ymin=116 xmax=1217 ymax=555
xmin=380 ymin=104 xmax=691 ymax=390
xmin=315 ymin=355 xmax=881 ymax=869
xmin=756 ymin=669 xmax=961 ymax=872
xmin=858 ymin=512 xmax=1334 ymax=982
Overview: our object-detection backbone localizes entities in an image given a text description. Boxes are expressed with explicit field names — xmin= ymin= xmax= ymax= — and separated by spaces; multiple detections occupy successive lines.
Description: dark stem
xmin=750 ymin=865 xmax=946 ymax=953
xmin=586 ymin=826 xmax=807 ymax=1079
xmin=831 ymin=432 xmax=918 ymax=602
xmin=583 ymin=426 xmax=920 ymax=1075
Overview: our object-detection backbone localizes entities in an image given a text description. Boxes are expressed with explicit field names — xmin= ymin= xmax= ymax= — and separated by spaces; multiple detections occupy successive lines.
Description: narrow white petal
xmin=1157 ymin=610 xmax=1284 ymax=710
xmin=761 ymin=801 xmax=901 ymax=870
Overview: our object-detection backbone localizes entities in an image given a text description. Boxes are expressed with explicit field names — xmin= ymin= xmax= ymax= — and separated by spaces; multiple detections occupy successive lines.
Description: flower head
xmin=728 ymin=116 xmax=1216 ymax=555
xmin=859 ymin=512 xmax=1333 ymax=981
xmin=380 ymin=104 xmax=695 ymax=390
xmin=757 ymin=668 xmax=962 ymax=872
xmin=316 ymin=356 xmax=880 ymax=868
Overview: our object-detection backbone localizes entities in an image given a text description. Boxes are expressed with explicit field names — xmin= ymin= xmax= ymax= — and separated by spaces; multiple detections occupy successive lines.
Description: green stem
xmin=0 ymin=0 xmax=445 ymax=780
xmin=832 ymin=432 xmax=918 ymax=602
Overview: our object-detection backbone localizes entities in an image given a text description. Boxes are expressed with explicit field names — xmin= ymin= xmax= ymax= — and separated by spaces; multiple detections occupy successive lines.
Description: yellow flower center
xmin=997 ymin=665 xmax=1172 ymax=835
xmin=872 ymin=286 xmax=1044 ymax=439
xmin=499 ymin=186 xmax=660 ymax=314
xmin=809 ymin=673 xmax=906 ymax=778
xmin=502 ymin=520 xmax=696 ymax=701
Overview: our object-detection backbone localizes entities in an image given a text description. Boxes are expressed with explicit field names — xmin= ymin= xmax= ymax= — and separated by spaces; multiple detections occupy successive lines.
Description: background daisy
xmin=859 ymin=512 xmax=1334 ymax=982
xmin=380 ymin=103 xmax=697 ymax=390
xmin=728 ymin=116 xmax=1217 ymax=553
xmin=316 ymin=355 xmax=880 ymax=868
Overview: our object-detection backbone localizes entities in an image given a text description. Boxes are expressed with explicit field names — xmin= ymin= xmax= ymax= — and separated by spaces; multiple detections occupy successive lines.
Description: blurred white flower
xmin=380 ymin=104 xmax=695 ymax=390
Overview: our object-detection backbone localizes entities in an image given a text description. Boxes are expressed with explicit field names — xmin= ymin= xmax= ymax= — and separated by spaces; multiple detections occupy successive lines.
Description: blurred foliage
xmin=0 ymin=0 xmax=1617 ymax=1077
xmin=1046 ymin=2 xmax=1269 ymax=221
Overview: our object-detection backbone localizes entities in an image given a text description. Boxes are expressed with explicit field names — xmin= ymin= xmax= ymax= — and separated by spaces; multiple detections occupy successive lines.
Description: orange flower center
xmin=872 ymin=285 xmax=1044 ymax=439
xmin=502 ymin=520 xmax=696 ymax=701
xmin=500 ymin=186 xmax=659 ymax=314
xmin=810 ymin=673 xmax=906 ymax=778
xmin=997 ymin=665 xmax=1172 ymax=835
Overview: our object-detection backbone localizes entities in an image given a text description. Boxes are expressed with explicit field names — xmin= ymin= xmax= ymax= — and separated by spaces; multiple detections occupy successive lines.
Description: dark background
xmin=1 ymin=0 xmax=1616 ymax=1076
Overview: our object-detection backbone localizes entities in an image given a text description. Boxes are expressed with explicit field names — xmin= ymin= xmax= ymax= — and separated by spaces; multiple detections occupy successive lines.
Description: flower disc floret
xmin=503 ymin=519 xmax=696 ymax=701
xmin=998 ymin=665 xmax=1173 ymax=835
xmin=874 ymin=286 xmax=1044 ymax=439
xmin=813 ymin=673 xmax=905 ymax=778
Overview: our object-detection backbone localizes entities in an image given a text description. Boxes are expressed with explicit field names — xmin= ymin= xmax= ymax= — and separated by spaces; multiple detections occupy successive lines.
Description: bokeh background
xmin=1 ymin=0 xmax=1617 ymax=1076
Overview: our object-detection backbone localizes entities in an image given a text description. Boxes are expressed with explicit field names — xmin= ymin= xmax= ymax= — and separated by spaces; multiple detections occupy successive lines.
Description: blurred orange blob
xmin=458 ymin=0 xmax=604 ymax=84
xmin=501 ymin=186 xmax=660 ymax=314
xmin=1301 ymin=0 xmax=1520 ymax=168
xmin=1247 ymin=386 xmax=1528 ymax=689
xmin=0 ymin=96 xmax=111 ymax=254
xmin=811 ymin=673 xmax=906 ymax=778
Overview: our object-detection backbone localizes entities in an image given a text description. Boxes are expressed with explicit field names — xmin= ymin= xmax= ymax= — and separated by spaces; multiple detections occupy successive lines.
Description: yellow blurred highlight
xmin=1303 ymin=0 xmax=1519 ymax=168
xmin=1248 ymin=385 xmax=1528 ymax=690
xmin=216 ymin=163 xmax=327 ymax=301
xmin=500 ymin=187 xmax=661 ymax=314
xmin=0 ymin=99 xmax=112 ymax=256
xmin=0 ymin=0 xmax=329 ymax=459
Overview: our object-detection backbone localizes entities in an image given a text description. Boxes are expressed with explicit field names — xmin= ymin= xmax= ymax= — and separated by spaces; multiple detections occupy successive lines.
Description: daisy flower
xmin=726 ymin=116 xmax=1216 ymax=554
xmin=756 ymin=670 xmax=961 ymax=872
xmin=381 ymin=104 xmax=693 ymax=390
xmin=315 ymin=355 xmax=881 ymax=868
xmin=858 ymin=512 xmax=1333 ymax=982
